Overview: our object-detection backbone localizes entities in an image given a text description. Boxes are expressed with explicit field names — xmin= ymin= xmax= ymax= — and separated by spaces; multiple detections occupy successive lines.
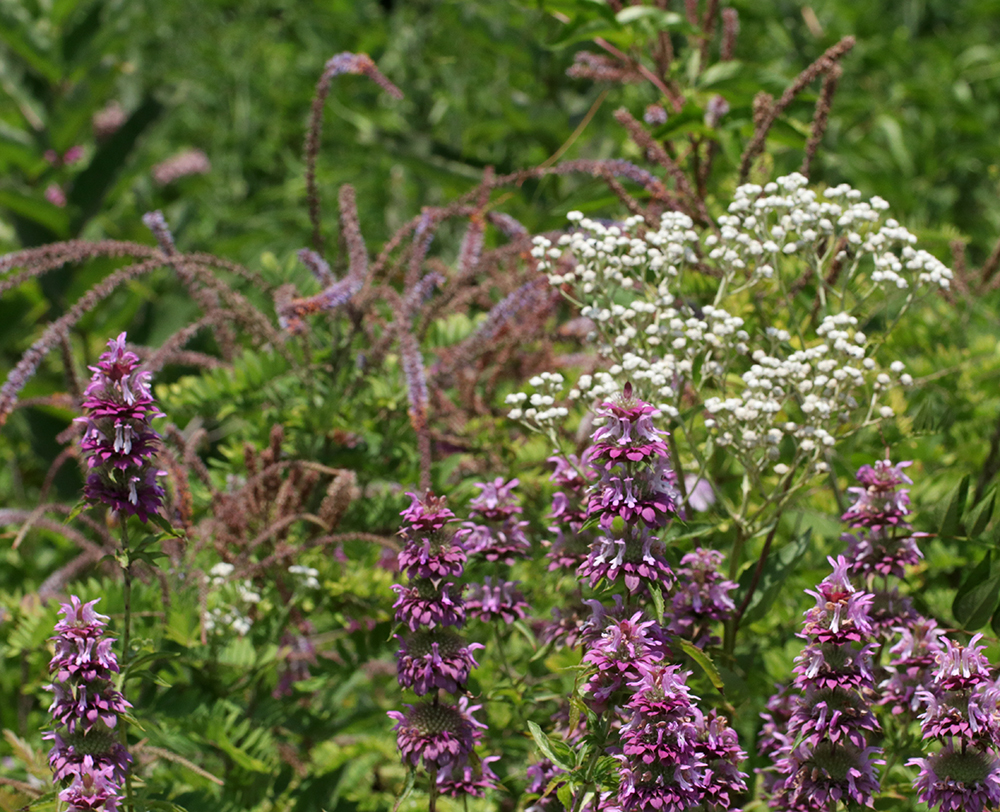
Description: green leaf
xmin=676 ymin=638 xmax=724 ymax=692
xmin=527 ymin=721 xmax=575 ymax=772
xmin=648 ymin=580 xmax=665 ymax=623
xmin=738 ymin=529 xmax=811 ymax=626
xmin=68 ymin=95 xmax=163 ymax=229
xmin=953 ymin=552 xmax=1000 ymax=629
xmin=966 ymin=490 xmax=996 ymax=538
xmin=698 ymin=61 xmax=744 ymax=88
xmin=0 ymin=189 xmax=70 ymax=236
xmin=938 ymin=474 xmax=971 ymax=539
xmin=556 ymin=783 xmax=574 ymax=809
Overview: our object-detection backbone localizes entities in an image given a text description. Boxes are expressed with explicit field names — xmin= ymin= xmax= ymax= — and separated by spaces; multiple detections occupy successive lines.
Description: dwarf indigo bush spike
xmin=46 ymin=597 xmax=131 ymax=812
xmin=78 ymin=332 xmax=165 ymax=522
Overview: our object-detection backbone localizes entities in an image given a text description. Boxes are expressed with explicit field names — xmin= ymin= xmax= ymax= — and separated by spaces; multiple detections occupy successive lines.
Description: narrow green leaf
xmin=676 ymin=638 xmax=724 ymax=692
xmin=527 ymin=721 xmax=575 ymax=771
xmin=939 ymin=474 xmax=971 ymax=539
xmin=648 ymin=581 xmax=665 ymax=623
xmin=953 ymin=552 xmax=1000 ymax=629
xmin=966 ymin=490 xmax=996 ymax=538
xmin=738 ymin=529 xmax=811 ymax=626
xmin=556 ymin=783 xmax=574 ymax=809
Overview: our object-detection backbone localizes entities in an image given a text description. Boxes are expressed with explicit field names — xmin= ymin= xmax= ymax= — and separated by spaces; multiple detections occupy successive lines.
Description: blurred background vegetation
xmin=2 ymin=0 xmax=1000 ymax=809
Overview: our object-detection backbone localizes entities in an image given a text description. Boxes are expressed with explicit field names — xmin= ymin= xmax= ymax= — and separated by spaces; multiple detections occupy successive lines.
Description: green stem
xmin=119 ymin=519 xmax=136 ymax=812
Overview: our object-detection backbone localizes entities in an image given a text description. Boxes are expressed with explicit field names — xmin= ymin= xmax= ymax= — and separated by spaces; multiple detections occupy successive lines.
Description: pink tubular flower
xmin=77 ymin=333 xmax=165 ymax=522
xmin=842 ymin=459 xmax=913 ymax=529
xmin=464 ymin=578 xmax=528 ymax=624
xmin=396 ymin=629 xmax=482 ymax=695
xmin=910 ymin=746 xmax=1000 ymax=812
xmin=397 ymin=492 xmax=466 ymax=580
xmin=667 ymin=548 xmax=737 ymax=645
xmin=436 ymin=754 xmax=501 ymax=797
xmin=579 ymin=523 xmax=674 ymax=593
xmin=584 ymin=384 xmax=681 ymax=529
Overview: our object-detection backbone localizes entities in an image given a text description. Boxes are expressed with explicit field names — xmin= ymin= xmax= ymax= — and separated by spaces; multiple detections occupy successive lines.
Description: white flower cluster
xmin=712 ymin=174 xmax=952 ymax=293
xmin=205 ymin=561 xmax=260 ymax=636
xmin=289 ymin=564 xmax=321 ymax=590
xmin=511 ymin=173 xmax=948 ymax=472
xmin=505 ymin=371 xmax=568 ymax=433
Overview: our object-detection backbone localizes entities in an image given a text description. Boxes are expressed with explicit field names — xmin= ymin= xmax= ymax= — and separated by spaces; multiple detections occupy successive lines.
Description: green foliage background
xmin=1 ymin=0 xmax=1000 ymax=810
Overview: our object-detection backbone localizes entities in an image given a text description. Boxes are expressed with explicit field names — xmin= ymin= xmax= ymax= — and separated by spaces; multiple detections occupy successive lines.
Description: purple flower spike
xmin=77 ymin=332 xmax=165 ymax=522
xmin=396 ymin=629 xmax=483 ymax=695
xmin=842 ymin=458 xmax=913 ymax=529
xmin=46 ymin=597 xmax=130 ymax=810
xmin=910 ymin=746 xmax=1000 ymax=812
xmin=588 ymin=383 xmax=670 ymax=469
xmin=468 ymin=477 xmax=524 ymax=521
xmin=464 ymin=578 xmax=528 ymax=624
xmin=582 ymin=611 xmax=669 ymax=710
xmin=397 ymin=492 xmax=466 ymax=581
xmin=842 ymin=527 xmax=924 ymax=580
xmin=387 ymin=697 xmax=486 ymax=770
xmin=391 ymin=580 xmax=465 ymax=631
xmin=580 ymin=523 xmax=675 ymax=593
xmin=668 ymin=548 xmax=737 ymax=645
xmin=436 ymin=754 xmax=501 ymax=797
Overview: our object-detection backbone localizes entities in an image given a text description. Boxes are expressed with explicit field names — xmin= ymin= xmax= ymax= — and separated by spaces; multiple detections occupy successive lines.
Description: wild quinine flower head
xmin=517 ymin=175 xmax=949 ymax=480
xmin=77 ymin=332 xmax=165 ymax=522
xmin=842 ymin=459 xmax=913 ymax=529
xmin=458 ymin=478 xmax=530 ymax=563
xmin=387 ymin=697 xmax=487 ymax=770
xmin=579 ymin=522 xmax=674 ymax=593
xmin=397 ymin=492 xmax=466 ymax=580
xmin=395 ymin=628 xmax=483 ymax=696
xmin=46 ymin=597 xmax=131 ymax=811
xmin=464 ymin=578 xmax=528 ymax=624
xmin=667 ymin=548 xmax=737 ymax=645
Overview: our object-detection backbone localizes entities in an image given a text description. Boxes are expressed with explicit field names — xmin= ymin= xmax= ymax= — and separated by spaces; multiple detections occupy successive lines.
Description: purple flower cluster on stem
xmin=580 ymin=384 xmax=678 ymax=595
xmin=766 ymin=556 xmax=883 ymax=810
xmin=613 ymin=664 xmax=747 ymax=811
xmin=908 ymin=634 xmax=1000 ymax=812
xmin=667 ymin=548 xmax=738 ymax=648
xmin=585 ymin=383 xmax=681 ymax=530
xmin=389 ymin=492 xmax=498 ymax=798
xmin=77 ymin=332 xmax=165 ymax=522
xmin=46 ymin=597 xmax=131 ymax=812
